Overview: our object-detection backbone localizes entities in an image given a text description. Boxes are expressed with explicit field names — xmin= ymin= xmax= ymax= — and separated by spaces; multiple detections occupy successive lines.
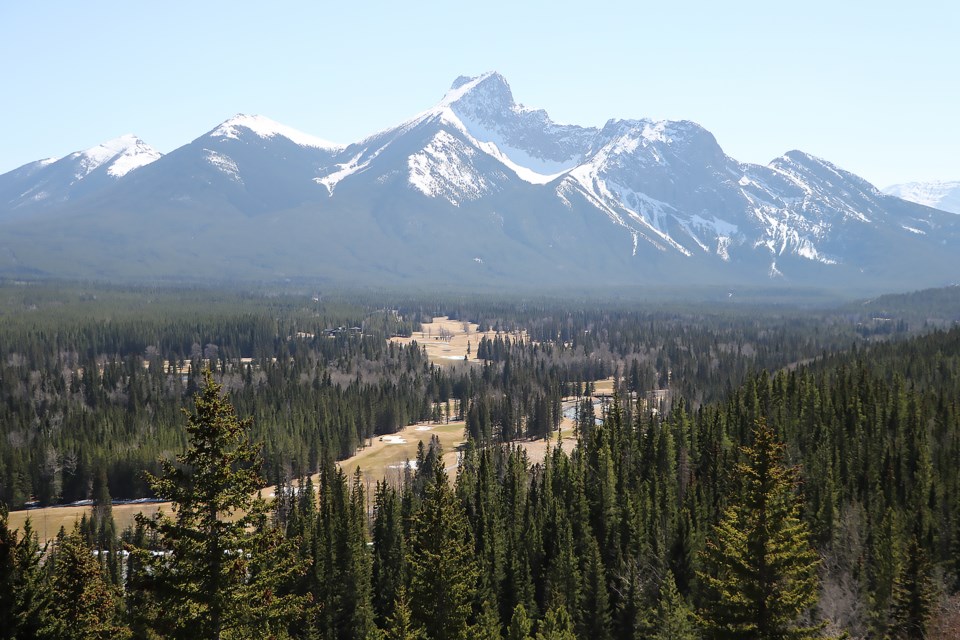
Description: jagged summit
xmin=77 ymin=134 xmax=162 ymax=178
xmin=448 ymin=71 xmax=510 ymax=94
xmin=443 ymin=72 xmax=514 ymax=110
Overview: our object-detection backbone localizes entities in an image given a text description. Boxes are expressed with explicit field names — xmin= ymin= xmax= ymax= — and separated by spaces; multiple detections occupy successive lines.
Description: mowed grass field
xmin=7 ymin=501 xmax=166 ymax=546
xmin=340 ymin=420 xmax=467 ymax=487
xmin=389 ymin=315 xmax=526 ymax=365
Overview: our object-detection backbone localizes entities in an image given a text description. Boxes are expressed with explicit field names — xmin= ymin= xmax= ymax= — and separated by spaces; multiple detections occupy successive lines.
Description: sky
xmin=1 ymin=1 xmax=957 ymax=188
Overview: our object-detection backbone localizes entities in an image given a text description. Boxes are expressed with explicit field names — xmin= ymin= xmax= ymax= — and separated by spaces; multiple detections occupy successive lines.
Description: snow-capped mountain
xmin=108 ymin=113 xmax=345 ymax=216
xmin=0 ymin=134 xmax=160 ymax=218
xmin=0 ymin=72 xmax=956 ymax=292
xmin=884 ymin=180 xmax=960 ymax=214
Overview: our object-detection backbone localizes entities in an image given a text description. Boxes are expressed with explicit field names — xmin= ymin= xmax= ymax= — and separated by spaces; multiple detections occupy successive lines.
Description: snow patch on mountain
xmin=315 ymin=145 xmax=389 ymax=195
xmin=564 ymin=165 xmax=693 ymax=257
xmin=212 ymin=114 xmax=343 ymax=151
xmin=677 ymin=215 xmax=740 ymax=260
xmin=753 ymin=215 xmax=837 ymax=265
xmin=448 ymin=116 xmax=578 ymax=184
xmin=716 ymin=236 xmax=732 ymax=261
xmin=407 ymin=130 xmax=497 ymax=206
xmin=204 ymin=149 xmax=243 ymax=183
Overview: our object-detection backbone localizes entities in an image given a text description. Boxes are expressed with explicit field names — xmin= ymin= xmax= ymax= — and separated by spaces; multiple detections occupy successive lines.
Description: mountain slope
xmin=0 ymin=135 xmax=160 ymax=220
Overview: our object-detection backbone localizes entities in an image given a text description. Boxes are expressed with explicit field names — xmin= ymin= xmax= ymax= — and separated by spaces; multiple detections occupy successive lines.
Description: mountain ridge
xmin=0 ymin=72 xmax=956 ymax=293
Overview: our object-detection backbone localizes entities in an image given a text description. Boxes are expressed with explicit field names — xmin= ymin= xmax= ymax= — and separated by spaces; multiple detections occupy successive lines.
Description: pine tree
xmin=129 ymin=369 xmax=308 ymax=639
xmin=699 ymin=419 xmax=825 ymax=639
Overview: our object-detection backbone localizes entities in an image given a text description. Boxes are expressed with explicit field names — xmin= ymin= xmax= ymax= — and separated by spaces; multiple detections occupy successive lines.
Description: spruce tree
xmin=41 ymin=524 xmax=130 ymax=640
xmin=0 ymin=509 xmax=49 ymax=639
xmin=409 ymin=464 xmax=478 ymax=640
xmin=699 ymin=419 xmax=825 ymax=639
xmin=578 ymin=538 xmax=612 ymax=640
xmin=382 ymin=587 xmax=426 ymax=640
xmin=653 ymin=571 xmax=697 ymax=640
xmin=129 ymin=369 xmax=308 ymax=639
xmin=470 ymin=598 xmax=504 ymax=640
xmin=535 ymin=606 xmax=576 ymax=640
xmin=372 ymin=479 xmax=406 ymax=627
xmin=507 ymin=603 xmax=533 ymax=640
xmin=886 ymin=534 xmax=936 ymax=639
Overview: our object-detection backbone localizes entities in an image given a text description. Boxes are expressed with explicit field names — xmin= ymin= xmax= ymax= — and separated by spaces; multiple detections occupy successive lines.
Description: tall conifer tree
xmin=0 ymin=510 xmax=49 ymax=639
xmin=409 ymin=465 xmax=478 ymax=640
xmin=699 ymin=419 xmax=825 ymax=639
xmin=129 ymin=369 xmax=308 ymax=639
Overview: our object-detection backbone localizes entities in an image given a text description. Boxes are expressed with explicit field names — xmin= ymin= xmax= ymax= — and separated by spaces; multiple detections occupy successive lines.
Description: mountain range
xmin=883 ymin=180 xmax=960 ymax=215
xmin=1 ymin=72 xmax=956 ymax=293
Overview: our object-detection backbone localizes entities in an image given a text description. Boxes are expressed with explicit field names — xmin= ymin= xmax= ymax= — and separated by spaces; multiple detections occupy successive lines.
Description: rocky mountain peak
xmin=444 ymin=72 xmax=516 ymax=124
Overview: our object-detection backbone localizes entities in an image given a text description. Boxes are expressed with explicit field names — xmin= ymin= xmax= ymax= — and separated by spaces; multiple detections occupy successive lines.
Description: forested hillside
xmin=2 ymin=283 xmax=959 ymax=638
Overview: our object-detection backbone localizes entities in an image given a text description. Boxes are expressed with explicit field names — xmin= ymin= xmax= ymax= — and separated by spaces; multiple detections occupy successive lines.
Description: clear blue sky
xmin=1 ymin=0 xmax=957 ymax=188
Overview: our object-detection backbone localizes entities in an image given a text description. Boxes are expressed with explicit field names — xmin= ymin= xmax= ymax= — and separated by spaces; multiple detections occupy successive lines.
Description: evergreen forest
xmin=2 ymin=281 xmax=960 ymax=639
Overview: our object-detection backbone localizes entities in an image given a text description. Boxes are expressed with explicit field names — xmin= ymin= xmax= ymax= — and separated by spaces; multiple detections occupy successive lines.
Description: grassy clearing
xmin=339 ymin=420 xmax=467 ymax=486
xmin=389 ymin=315 xmax=526 ymax=365
xmin=7 ymin=502 xmax=165 ymax=546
